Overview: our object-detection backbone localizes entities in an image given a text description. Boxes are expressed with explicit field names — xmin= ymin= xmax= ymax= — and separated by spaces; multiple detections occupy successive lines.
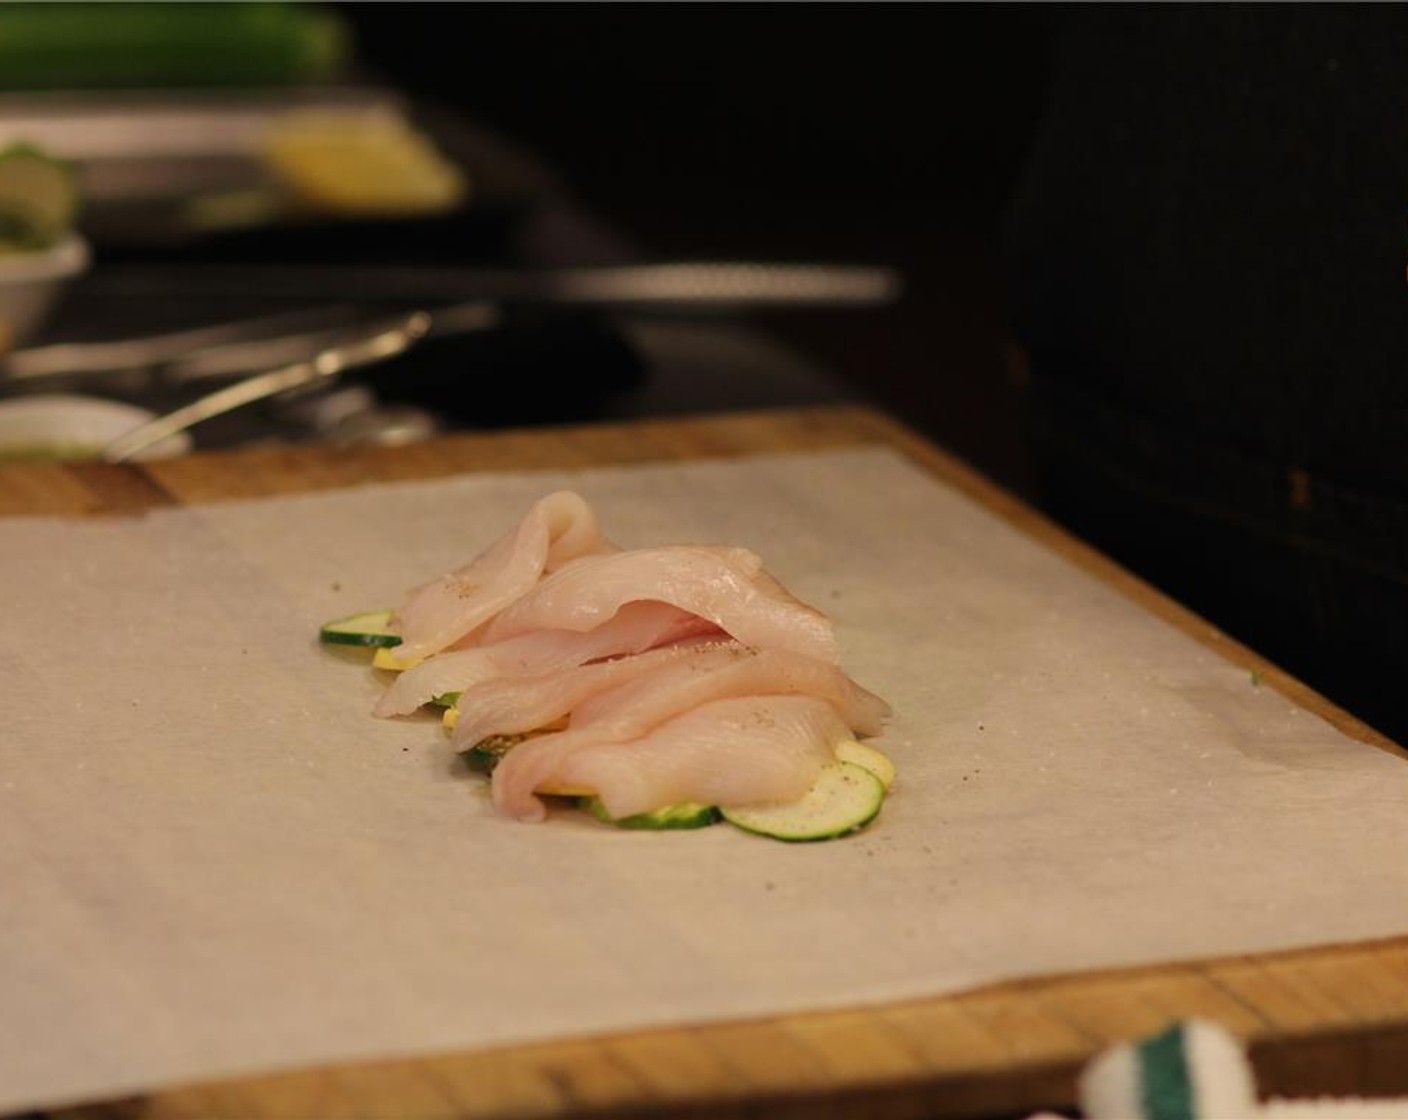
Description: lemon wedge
xmin=262 ymin=109 xmax=468 ymax=216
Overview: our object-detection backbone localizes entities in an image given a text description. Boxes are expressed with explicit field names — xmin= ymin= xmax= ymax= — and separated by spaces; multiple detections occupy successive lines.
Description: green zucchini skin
xmin=721 ymin=762 xmax=885 ymax=842
xmin=581 ymin=797 xmax=721 ymax=831
xmin=458 ymin=734 xmax=529 ymax=775
xmin=318 ymin=609 xmax=402 ymax=648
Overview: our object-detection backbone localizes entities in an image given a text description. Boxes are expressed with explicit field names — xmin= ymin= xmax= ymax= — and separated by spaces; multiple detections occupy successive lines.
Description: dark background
xmin=337 ymin=3 xmax=1061 ymax=495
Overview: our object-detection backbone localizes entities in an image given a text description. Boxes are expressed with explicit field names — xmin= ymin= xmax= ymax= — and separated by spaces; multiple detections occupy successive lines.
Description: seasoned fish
xmin=481 ymin=546 xmax=837 ymax=662
xmin=356 ymin=490 xmax=892 ymax=831
xmin=390 ymin=490 xmax=615 ymax=660
xmin=494 ymin=694 xmax=851 ymax=821
xmin=454 ymin=644 xmax=887 ymax=749
xmin=448 ymin=639 xmax=746 ymax=748
xmin=374 ymin=600 xmax=721 ymax=717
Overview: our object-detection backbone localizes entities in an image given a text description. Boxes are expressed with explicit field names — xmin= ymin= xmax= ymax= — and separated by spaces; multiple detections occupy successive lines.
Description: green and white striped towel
xmin=1029 ymin=1019 xmax=1408 ymax=1119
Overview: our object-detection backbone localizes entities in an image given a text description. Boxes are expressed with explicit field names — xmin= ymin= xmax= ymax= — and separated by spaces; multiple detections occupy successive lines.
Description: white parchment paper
xmin=3 ymin=448 xmax=1407 ymax=1113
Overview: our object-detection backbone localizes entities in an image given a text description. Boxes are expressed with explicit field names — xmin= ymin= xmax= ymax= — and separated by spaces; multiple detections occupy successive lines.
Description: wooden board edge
xmin=132 ymin=406 xmax=895 ymax=504
xmin=39 ymin=930 xmax=1408 ymax=1120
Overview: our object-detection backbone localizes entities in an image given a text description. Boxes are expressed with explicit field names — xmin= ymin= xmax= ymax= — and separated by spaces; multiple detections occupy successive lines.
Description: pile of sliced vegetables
xmin=320 ymin=609 xmax=894 ymax=841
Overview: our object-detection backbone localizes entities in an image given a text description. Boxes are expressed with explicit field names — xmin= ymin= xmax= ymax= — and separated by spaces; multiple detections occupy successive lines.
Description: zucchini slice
xmin=582 ymin=797 xmax=721 ymax=831
xmin=721 ymin=761 xmax=884 ymax=842
xmin=458 ymin=729 xmax=583 ymax=783
xmin=319 ymin=609 xmax=401 ymax=648
xmin=835 ymin=740 xmax=895 ymax=790
xmin=458 ymin=734 xmax=530 ymax=775
xmin=372 ymin=645 xmax=423 ymax=671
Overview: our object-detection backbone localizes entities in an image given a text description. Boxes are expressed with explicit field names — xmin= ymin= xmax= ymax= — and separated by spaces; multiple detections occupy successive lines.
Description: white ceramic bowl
xmin=0 ymin=234 xmax=90 ymax=351
xmin=0 ymin=393 xmax=192 ymax=461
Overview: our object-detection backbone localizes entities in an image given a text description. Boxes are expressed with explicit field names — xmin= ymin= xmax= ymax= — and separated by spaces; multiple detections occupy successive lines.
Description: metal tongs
xmin=100 ymin=309 xmax=447 ymax=462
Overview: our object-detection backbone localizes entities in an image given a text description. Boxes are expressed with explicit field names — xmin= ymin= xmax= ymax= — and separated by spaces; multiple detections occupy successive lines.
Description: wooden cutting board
xmin=10 ymin=404 xmax=1408 ymax=1120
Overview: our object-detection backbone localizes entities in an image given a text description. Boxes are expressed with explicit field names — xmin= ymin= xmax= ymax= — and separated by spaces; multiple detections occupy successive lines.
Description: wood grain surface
xmin=11 ymin=405 xmax=1408 ymax=1120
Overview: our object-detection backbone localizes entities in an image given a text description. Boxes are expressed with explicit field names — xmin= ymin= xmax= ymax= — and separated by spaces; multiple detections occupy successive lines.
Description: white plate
xmin=0 ymin=392 xmax=192 ymax=461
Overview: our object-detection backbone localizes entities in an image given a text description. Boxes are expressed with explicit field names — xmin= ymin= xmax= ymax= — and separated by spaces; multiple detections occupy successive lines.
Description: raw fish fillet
xmin=368 ymin=490 xmax=891 ymax=828
xmin=496 ymin=694 xmax=850 ymax=821
xmin=565 ymin=646 xmax=891 ymax=740
xmin=391 ymin=491 xmax=615 ymax=659
xmin=375 ymin=601 xmax=721 ymax=717
xmin=448 ymin=639 xmax=746 ymax=748
xmin=481 ymin=546 xmax=837 ymax=662
xmin=455 ymin=644 xmax=888 ymax=750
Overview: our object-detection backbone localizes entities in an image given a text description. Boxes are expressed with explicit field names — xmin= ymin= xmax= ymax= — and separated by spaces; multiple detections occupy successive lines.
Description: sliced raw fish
xmin=494 ymin=694 xmax=850 ymax=820
xmin=563 ymin=646 xmax=891 ymax=741
xmin=391 ymin=490 xmax=615 ymax=659
xmin=481 ymin=546 xmax=837 ymax=662
xmin=459 ymin=644 xmax=886 ymax=749
xmin=374 ymin=600 xmax=722 ymax=717
xmin=449 ymin=639 xmax=746 ymax=748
